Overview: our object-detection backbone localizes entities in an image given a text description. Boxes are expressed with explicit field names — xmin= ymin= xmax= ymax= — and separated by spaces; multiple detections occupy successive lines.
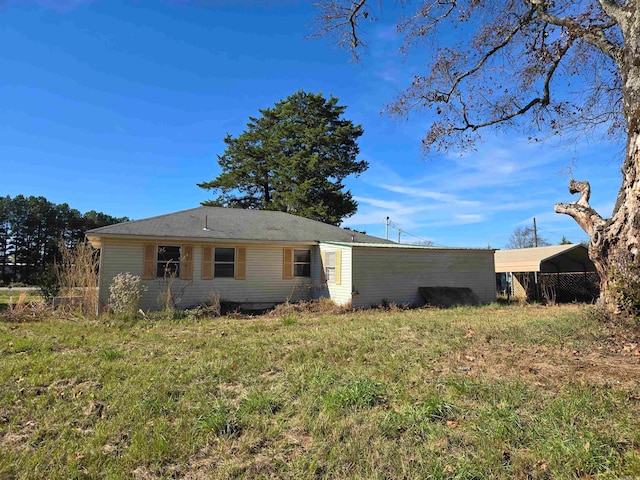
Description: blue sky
xmin=0 ymin=0 xmax=624 ymax=247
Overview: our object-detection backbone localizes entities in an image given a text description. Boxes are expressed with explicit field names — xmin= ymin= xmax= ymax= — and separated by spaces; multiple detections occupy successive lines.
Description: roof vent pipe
xmin=203 ymin=215 xmax=210 ymax=231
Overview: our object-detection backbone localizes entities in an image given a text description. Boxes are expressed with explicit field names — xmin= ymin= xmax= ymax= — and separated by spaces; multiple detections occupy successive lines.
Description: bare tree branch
xmin=450 ymin=40 xmax=571 ymax=133
xmin=310 ymin=0 xmax=378 ymax=61
xmin=596 ymin=0 xmax=627 ymax=29
xmin=314 ymin=0 xmax=625 ymax=151
xmin=533 ymin=2 xmax=623 ymax=64
xmin=555 ymin=179 xmax=606 ymax=239
xmin=397 ymin=0 xmax=456 ymax=49
xmin=348 ymin=0 xmax=368 ymax=48
xmin=568 ymin=179 xmax=592 ymax=207
xmin=431 ymin=7 xmax=536 ymax=105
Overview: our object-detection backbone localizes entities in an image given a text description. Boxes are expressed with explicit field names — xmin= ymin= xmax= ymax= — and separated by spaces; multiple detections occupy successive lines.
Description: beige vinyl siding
xmin=98 ymin=240 xmax=316 ymax=311
xmin=319 ymin=243 xmax=352 ymax=306
xmin=350 ymin=247 xmax=495 ymax=308
xmin=98 ymin=240 xmax=147 ymax=311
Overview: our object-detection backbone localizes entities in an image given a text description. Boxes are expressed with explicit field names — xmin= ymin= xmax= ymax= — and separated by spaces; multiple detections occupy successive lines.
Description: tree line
xmin=0 ymin=195 xmax=127 ymax=285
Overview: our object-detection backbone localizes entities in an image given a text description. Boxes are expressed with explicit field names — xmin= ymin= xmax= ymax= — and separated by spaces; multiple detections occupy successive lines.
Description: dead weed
xmin=270 ymin=297 xmax=351 ymax=317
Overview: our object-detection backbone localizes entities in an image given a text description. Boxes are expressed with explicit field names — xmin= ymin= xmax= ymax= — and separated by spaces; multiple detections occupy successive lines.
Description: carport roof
xmin=494 ymin=244 xmax=595 ymax=273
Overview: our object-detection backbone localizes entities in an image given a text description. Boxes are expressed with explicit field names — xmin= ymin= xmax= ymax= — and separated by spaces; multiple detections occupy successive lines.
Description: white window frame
xmin=214 ymin=247 xmax=235 ymax=278
xmin=293 ymin=249 xmax=311 ymax=277
xmin=325 ymin=251 xmax=336 ymax=283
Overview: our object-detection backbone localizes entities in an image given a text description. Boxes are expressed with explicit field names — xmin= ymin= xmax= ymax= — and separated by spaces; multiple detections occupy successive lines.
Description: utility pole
xmin=385 ymin=217 xmax=402 ymax=243
xmin=533 ymin=217 xmax=539 ymax=301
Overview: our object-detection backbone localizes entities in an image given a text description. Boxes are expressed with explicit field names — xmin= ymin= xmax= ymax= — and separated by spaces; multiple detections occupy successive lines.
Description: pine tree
xmin=198 ymin=90 xmax=367 ymax=226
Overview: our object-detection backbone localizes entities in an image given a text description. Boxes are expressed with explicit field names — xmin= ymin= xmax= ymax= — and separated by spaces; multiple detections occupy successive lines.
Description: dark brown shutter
xmin=201 ymin=246 xmax=213 ymax=280
xmin=283 ymin=248 xmax=293 ymax=279
xmin=143 ymin=244 xmax=156 ymax=280
xmin=181 ymin=245 xmax=193 ymax=280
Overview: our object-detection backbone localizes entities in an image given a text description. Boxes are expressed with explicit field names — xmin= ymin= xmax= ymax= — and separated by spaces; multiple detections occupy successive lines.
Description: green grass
xmin=1 ymin=304 xmax=639 ymax=478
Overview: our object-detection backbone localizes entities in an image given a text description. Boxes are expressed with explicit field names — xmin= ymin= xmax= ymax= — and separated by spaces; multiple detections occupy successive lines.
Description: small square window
xmin=215 ymin=247 xmax=235 ymax=278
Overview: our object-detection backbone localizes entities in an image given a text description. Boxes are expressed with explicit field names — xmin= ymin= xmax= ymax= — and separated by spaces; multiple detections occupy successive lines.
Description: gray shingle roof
xmin=86 ymin=207 xmax=392 ymax=244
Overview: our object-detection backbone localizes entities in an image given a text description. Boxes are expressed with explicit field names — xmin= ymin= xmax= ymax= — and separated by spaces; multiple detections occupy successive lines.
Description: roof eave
xmin=321 ymin=241 xmax=495 ymax=251
xmin=494 ymin=244 xmax=587 ymax=273
xmin=539 ymin=244 xmax=584 ymax=265
xmin=86 ymin=232 xmax=319 ymax=247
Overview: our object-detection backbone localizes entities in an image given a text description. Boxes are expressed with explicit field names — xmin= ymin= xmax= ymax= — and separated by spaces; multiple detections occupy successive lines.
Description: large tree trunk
xmin=555 ymin=129 xmax=640 ymax=319
xmin=555 ymin=3 xmax=640 ymax=318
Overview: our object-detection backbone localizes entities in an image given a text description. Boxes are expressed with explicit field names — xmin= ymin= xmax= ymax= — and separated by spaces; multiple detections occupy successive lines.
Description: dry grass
xmin=269 ymin=297 xmax=352 ymax=317
xmin=1 ymin=304 xmax=639 ymax=479
xmin=55 ymin=242 xmax=99 ymax=315
xmin=0 ymin=291 xmax=49 ymax=322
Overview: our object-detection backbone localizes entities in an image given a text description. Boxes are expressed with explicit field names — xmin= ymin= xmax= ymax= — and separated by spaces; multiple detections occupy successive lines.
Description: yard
xmin=1 ymin=304 xmax=639 ymax=479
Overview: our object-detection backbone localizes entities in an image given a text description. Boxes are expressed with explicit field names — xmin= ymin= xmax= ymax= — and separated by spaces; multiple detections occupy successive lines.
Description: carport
xmin=494 ymin=244 xmax=599 ymax=302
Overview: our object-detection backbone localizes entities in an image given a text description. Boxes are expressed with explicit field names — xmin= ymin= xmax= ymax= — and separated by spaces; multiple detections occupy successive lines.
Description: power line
xmin=536 ymin=227 xmax=565 ymax=238
xmin=401 ymin=229 xmax=435 ymax=244
xmin=537 ymin=227 xmax=588 ymax=243
xmin=384 ymin=217 xmax=436 ymax=245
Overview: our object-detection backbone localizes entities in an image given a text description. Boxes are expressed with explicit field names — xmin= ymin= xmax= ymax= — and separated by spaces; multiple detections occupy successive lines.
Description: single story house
xmin=494 ymin=244 xmax=599 ymax=302
xmin=86 ymin=207 xmax=496 ymax=311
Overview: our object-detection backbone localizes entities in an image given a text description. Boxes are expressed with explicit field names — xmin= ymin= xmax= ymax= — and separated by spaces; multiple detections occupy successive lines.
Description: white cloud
xmin=454 ymin=214 xmax=485 ymax=224
xmin=353 ymin=196 xmax=405 ymax=211
xmin=357 ymin=158 xmax=405 ymax=186
xmin=378 ymin=184 xmax=481 ymax=206
xmin=431 ymin=139 xmax=565 ymax=192
xmin=349 ymin=130 xmax=623 ymax=246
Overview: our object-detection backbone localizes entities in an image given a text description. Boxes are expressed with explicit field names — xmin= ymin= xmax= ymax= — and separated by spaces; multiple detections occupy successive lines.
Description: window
xmin=293 ymin=249 xmax=311 ymax=277
xmin=321 ymin=249 xmax=341 ymax=285
xmin=157 ymin=246 xmax=180 ymax=278
xmin=325 ymin=251 xmax=336 ymax=283
xmin=215 ymin=247 xmax=235 ymax=278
